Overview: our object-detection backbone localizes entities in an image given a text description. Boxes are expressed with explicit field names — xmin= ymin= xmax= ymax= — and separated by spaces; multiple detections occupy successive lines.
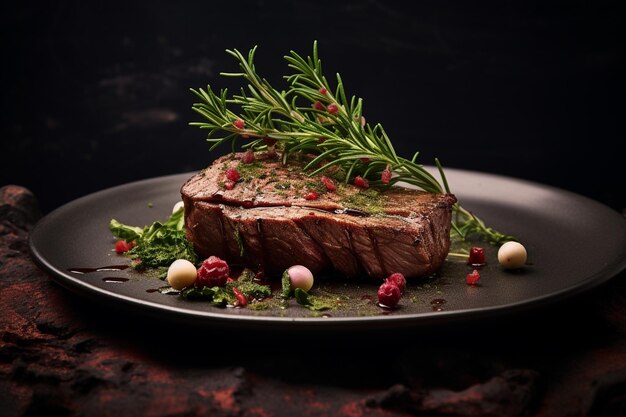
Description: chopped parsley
xmin=110 ymin=208 xmax=197 ymax=270
xmin=340 ymin=188 xmax=385 ymax=215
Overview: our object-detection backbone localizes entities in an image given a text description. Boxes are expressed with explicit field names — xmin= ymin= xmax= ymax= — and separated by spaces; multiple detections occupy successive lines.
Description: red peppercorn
xmin=321 ymin=176 xmax=336 ymax=192
xmin=327 ymin=103 xmax=339 ymax=114
xmin=313 ymin=101 xmax=325 ymax=111
xmin=354 ymin=176 xmax=369 ymax=189
xmin=224 ymin=180 xmax=235 ymax=190
xmin=304 ymin=191 xmax=319 ymax=200
xmin=468 ymin=247 xmax=486 ymax=266
xmin=466 ymin=269 xmax=480 ymax=286
xmin=263 ymin=137 xmax=277 ymax=147
xmin=233 ymin=119 xmax=245 ymax=129
xmin=226 ymin=168 xmax=240 ymax=182
xmin=385 ymin=272 xmax=406 ymax=294
xmin=241 ymin=150 xmax=255 ymax=164
xmin=232 ymin=287 xmax=248 ymax=307
xmin=319 ymin=87 xmax=328 ymax=95
xmin=196 ymin=256 xmax=230 ymax=288
xmin=381 ymin=167 xmax=392 ymax=185
xmin=377 ymin=282 xmax=401 ymax=308
xmin=115 ymin=240 xmax=135 ymax=254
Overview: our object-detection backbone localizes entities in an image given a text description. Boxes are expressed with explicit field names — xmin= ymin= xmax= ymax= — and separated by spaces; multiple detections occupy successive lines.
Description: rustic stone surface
xmin=1 ymin=186 xmax=626 ymax=417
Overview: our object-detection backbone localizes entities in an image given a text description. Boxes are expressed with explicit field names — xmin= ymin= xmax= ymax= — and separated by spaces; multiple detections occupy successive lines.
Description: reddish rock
xmin=2 ymin=185 xmax=626 ymax=417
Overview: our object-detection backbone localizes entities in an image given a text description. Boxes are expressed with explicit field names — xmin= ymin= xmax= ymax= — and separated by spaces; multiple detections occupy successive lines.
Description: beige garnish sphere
xmin=166 ymin=259 xmax=197 ymax=289
xmin=172 ymin=201 xmax=185 ymax=214
xmin=287 ymin=265 xmax=314 ymax=292
xmin=498 ymin=241 xmax=527 ymax=269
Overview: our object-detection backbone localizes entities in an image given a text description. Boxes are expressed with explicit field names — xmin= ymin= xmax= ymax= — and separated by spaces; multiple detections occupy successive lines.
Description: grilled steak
xmin=181 ymin=152 xmax=457 ymax=279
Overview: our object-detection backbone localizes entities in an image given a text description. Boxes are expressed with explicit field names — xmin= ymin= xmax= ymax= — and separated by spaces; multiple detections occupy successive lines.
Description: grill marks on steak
xmin=181 ymin=152 xmax=457 ymax=279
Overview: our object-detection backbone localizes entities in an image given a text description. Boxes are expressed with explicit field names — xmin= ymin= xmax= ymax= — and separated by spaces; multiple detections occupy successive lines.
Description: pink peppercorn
xmin=241 ymin=150 xmax=255 ymax=164
xmin=232 ymin=287 xmax=248 ymax=307
xmin=196 ymin=256 xmax=230 ymax=288
xmin=263 ymin=137 xmax=277 ymax=147
xmin=354 ymin=176 xmax=369 ymax=189
xmin=233 ymin=119 xmax=245 ymax=129
xmin=466 ymin=269 xmax=480 ymax=286
xmin=321 ymin=176 xmax=336 ymax=192
xmin=313 ymin=101 xmax=325 ymax=111
xmin=468 ymin=247 xmax=486 ymax=266
xmin=226 ymin=168 xmax=240 ymax=182
xmin=305 ymin=191 xmax=319 ymax=200
xmin=224 ymin=180 xmax=235 ymax=190
xmin=381 ymin=166 xmax=392 ymax=184
xmin=327 ymin=103 xmax=339 ymax=114
xmin=319 ymin=87 xmax=328 ymax=95
xmin=115 ymin=240 xmax=135 ymax=254
xmin=377 ymin=282 xmax=401 ymax=308
xmin=385 ymin=272 xmax=406 ymax=294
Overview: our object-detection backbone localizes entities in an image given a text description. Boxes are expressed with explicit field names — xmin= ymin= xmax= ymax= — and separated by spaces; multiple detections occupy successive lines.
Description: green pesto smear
xmin=338 ymin=187 xmax=385 ymax=215
xmin=229 ymin=155 xmax=387 ymax=215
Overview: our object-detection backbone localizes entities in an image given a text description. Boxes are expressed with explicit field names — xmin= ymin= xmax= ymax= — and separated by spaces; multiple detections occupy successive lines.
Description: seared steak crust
xmin=181 ymin=152 xmax=456 ymax=279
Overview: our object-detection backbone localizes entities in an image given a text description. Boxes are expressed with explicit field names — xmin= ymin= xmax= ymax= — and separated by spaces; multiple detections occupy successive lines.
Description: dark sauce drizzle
xmin=68 ymin=265 xmax=129 ymax=274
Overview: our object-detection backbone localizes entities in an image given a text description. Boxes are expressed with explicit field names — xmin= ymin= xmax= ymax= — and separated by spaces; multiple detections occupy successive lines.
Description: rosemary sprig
xmin=190 ymin=41 xmax=513 ymax=245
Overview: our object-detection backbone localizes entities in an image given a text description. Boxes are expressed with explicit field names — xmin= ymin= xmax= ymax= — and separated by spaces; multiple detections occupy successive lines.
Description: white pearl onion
xmin=498 ymin=241 xmax=528 ymax=269
xmin=287 ymin=265 xmax=314 ymax=292
xmin=172 ymin=201 xmax=184 ymax=214
xmin=166 ymin=259 xmax=197 ymax=289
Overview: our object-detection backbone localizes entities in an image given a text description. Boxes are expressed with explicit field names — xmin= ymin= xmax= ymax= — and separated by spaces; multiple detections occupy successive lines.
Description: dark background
xmin=2 ymin=1 xmax=624 ymax=214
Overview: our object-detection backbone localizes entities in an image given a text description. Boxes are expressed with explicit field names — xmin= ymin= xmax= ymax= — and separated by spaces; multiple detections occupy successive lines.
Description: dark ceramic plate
xmin=29 ymin=169 xmax=626 ymax=331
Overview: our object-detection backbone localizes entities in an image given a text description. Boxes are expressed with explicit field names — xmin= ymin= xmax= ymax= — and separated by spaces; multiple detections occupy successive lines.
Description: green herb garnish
xmin=281 ymin=269 xmax=292 ymax=298
xmin=294 ymin=288 xmax=335 ymax=311
xmin=189 ymin=41 xmax=513 ymax=244
xmin=341 ymin=188 xmax=385 ymax=215
xmin=110 ymin=208 xmax=197 ymax=269
xmin=180 ymin=273 xmax=270 ymax=307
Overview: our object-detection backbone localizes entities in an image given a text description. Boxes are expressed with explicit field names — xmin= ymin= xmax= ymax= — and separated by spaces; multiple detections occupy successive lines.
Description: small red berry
xmin=263 ymin=137 xmax=277 ymax=147
xmin=242 ymin=150 xmax=255 ymax=164
xmin=304 ymin=191 xmax=319 ymax=200
xmin=233 ymin=119 xmax=245 ymax=129
xmin=466 ymin=269 xmax=481 ymax=286
xmin=196 ymin=256 xmax=230 ymax=288
xmin=385 ymin=272 xmax=406 ymax=294
xmin=321 ymin=176 xmax=336 ymax=192
xmin=226 ymin=168 xmax=240 ymax=182
xmin=313 ymin=101 xmax=325 ymax=111
xmin=381 ymin=166 xmax=392 ymax=184
xmin=468 ymin=247 xmax=486 ymax=266
xmin=232 ymin=287 xmax=248 ymax=307
xmin=354 ymin=176 xmax=369 ymax=189
xmin=224 ymin=180 xmax=235 ymax=190
xmin=327 ymin=103 xmax=339 ymax=114
xmin=115 ymin=240 xmax=135 ymax=254
xmin=377 ymin=282 xmax=401 ymax=308
xmin=319 ymin=87 xmax=328 ymax=95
